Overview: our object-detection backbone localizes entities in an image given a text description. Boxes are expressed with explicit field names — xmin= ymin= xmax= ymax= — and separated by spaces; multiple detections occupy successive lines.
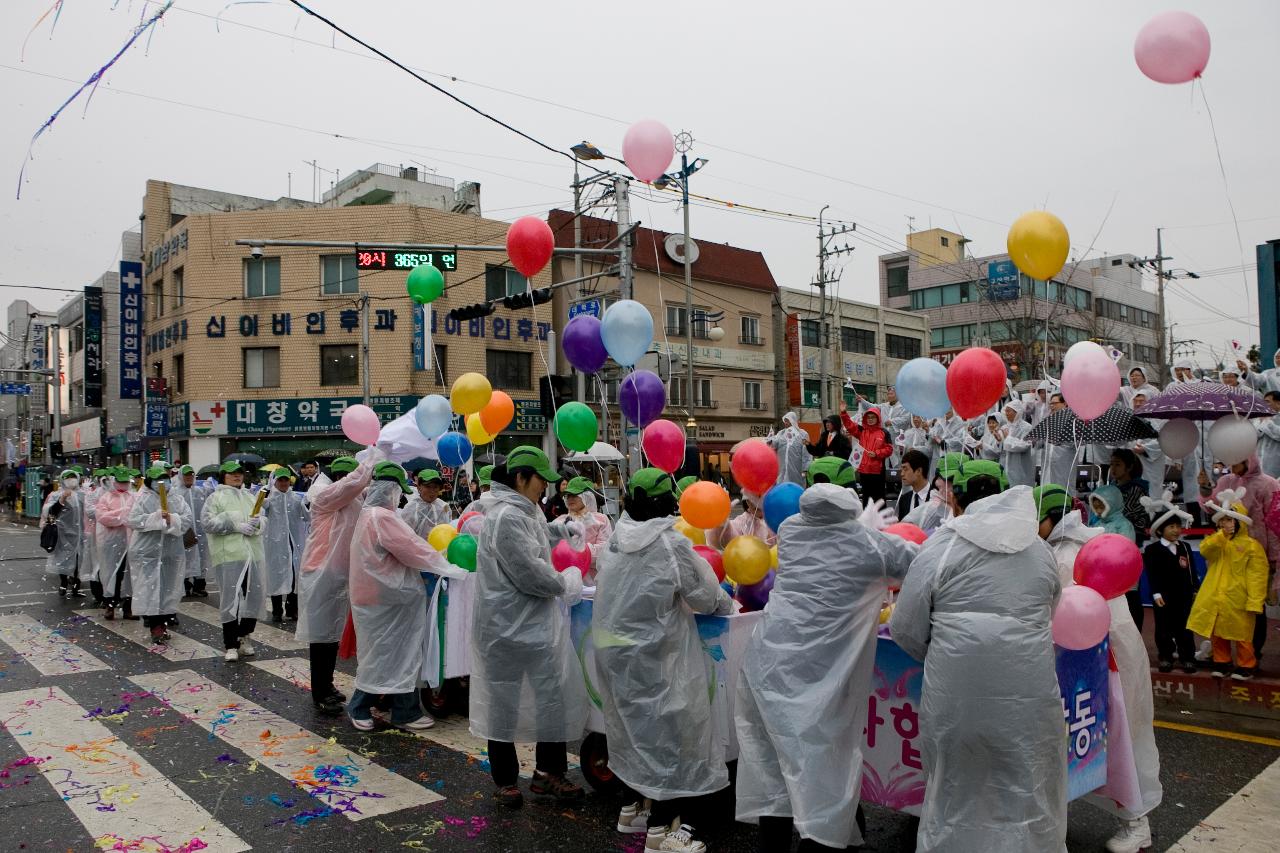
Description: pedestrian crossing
xmin=248 ymin=654 xmax=356 ymax=696
xmin=129 ymin=668 xmax=444 ymax=820
xmin=178 ymin=600 xmax=308 ymax=651
xmin=0 ymin=613 xmax=111 ymax=675
xmin=85 ymin=612 xmax=221 ymax=661
xmin=0 ymin=686 xmax=250 ymax=853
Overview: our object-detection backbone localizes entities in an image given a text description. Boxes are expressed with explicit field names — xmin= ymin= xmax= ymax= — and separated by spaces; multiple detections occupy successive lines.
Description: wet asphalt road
xmin=0 ymin=517 xmax=1276 ymax=852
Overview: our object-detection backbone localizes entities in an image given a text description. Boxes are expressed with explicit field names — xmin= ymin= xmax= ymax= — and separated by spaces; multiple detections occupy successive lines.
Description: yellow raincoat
xmin=1188 ymin=522 xmax=1268 ymax=643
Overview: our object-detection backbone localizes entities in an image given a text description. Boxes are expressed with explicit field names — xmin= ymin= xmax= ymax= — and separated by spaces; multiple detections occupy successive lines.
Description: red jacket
xmin=840 ymin=410 xmax=893 ymax=475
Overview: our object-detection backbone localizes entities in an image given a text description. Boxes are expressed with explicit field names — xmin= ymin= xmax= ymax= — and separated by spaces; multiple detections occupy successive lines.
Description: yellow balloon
xmin=427 ymin=523 xmax=458 ymax=552
xmin=451 ymin=372 xmax=493 ymax=416
xmin=1007 ymin=210 xmax=1070 ymax=282
xmin=673 ymin=517 xmax=706 ymax=546
xmin=466 ymin=412 xmax=495 ymax=446
xmin=769 ymin=544 xmax=778 ymax=569
xmin=723 ymin=535 xmax=771 ymax=586
xmin=879 ymin=604 xmax=894 ymax=625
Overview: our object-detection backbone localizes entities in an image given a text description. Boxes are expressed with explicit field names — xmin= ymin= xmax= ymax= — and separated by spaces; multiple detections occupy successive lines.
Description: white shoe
xmin=1195 ymin=640 xmax=1212 ymax=662
xmin=397 ymin=716 xmax=435 ymax=732
xmin=349 ymin=715 xmax=375 ymax=732
xmin=618 ymin=801 xmax=651 ymax=834
xmin=239 ymin=640 xmax=256 ymax=658
xmin=1106 ymin=817 xmax=1152 ymax=853
xmin=646 ymin=820 xmax=705 ymax=853
xmin=223 ymin=648 xmax=239 ymax=662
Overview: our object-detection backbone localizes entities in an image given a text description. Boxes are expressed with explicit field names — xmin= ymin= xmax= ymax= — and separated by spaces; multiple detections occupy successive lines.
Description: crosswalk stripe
xmin=178 ymin=600 xmax=307 ymax=651
xmin=0 ymin=686 xmax=250 ymax=853
xmin=129 ymin=668 xmax=443 ymax=820
xmin=0 ymin=614 xmax=111 ymax=676
xmin=87 ymin=614 xmax=220 ymax=661
xmin=1169 ymin=754 xmax=1280 ymax=851
xmin=248 ymin=655 xmax=356 ymax=697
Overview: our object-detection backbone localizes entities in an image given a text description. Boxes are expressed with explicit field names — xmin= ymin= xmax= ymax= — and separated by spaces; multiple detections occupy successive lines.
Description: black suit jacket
xmin=897 ymin=486 xmax=929 ymax=521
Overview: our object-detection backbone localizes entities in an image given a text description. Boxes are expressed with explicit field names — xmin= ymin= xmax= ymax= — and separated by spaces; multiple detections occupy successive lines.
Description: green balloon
xmin=554 ymin=402 xmax=599 ymax=452
xmin=446 ymin=533 xmax=477 ymax=572
xmin=406 ymin=264 xmax=445 ymax=305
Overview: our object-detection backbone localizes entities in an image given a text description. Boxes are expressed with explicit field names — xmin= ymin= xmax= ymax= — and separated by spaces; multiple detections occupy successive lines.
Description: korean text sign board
xmin=83 ymin=286 xmax=104 ymax=408
xmin=119 ymin=261 xmax=143 ymax=399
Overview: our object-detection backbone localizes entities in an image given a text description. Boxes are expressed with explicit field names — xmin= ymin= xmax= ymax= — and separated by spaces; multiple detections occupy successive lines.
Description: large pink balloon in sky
xmin=622 ymin=119 xmax=675 ymax=183
xmin=1134 ymin=11 xmax=1210 ymax=84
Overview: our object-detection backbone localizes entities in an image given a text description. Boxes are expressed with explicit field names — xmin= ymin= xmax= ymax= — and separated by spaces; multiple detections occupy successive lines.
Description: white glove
xmin=1153 ymin=593 xmax=1165 ymax=607
xmin=237 ymin=522 xmax=257 ymax=536
xmin=565 ymin=520 xmax=586 ymax=550
xmin=858 ymin=498 xmax=895 ymax=531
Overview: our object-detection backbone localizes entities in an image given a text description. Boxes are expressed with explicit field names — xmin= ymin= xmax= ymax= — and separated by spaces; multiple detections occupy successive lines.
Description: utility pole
xmin=360 ymin=292 xmax=371 ymax=405
xmin=816 ymin=208 xmax=856 ymax=413
xmin=51 ymin=324 xmax=61 ymax=463
xmin=614 ymin=175 xmax=636 ymax=475
xmin=1130 ymin=231 xmax=1174 ymax=386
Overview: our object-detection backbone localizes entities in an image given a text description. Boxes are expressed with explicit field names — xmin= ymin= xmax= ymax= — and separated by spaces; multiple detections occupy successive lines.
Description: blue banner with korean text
xmin=119 ymin=261 xmax=143 ymax=399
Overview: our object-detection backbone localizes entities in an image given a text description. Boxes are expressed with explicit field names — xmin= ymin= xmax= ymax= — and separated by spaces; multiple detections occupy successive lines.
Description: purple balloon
xmin=737 ymin=570 xmax=776 ymax=612
xmin=620 ymin=370 xmax=666 ymax=427
xmin=562 ymin=315 xmax=608 ymax=374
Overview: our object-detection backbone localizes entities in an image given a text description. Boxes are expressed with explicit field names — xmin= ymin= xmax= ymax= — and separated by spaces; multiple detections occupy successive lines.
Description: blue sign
xmin=413 ymin=304 xmax=425 ymax=371
xmin=119 ymin=261 xmax=143 ymax=399
xmin=987 ymin=260 xmax=1021 ymax=301
xmin=569 ymin=299 xmax=601 ymax=320
xmin=0 ymin=383 xmax=31 ymax=395
xmin=145 ymin=402 xmax=169 ymax=438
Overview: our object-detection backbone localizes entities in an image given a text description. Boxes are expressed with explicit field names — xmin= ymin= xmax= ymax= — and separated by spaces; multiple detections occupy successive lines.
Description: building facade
xmin=0 ymin=300 xmax=56 ymax=467
xmin=879 ymin=228 xmax=1160 ymax=383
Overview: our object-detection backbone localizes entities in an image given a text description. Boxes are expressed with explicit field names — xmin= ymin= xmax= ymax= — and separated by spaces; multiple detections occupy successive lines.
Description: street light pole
xmin=682 ymin=151 xmax=696 ymax=433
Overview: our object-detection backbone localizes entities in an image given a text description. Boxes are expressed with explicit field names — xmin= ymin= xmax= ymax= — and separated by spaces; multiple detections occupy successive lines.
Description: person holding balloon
xmin=736 ymin=482 xmax=918 ymax=852
xmin=470 ymin=445 xmax=588 ymax=809
xmin=1037 ymin=393 xmax=1079 ymax=490
xmin=399 ymin=469 xmax=453 ymax=537
xmin=1239 ymin=348 xmax=1280 ymax=395
xmin=548 ymin=477 xmax=612 ymax=583
xmin=891 ymin=468 xmax=1067 ymax=852
xmin=838 ymin=402 xmax=894 ymax=503
xmin=592 ymin=468 xmax=733 ymax=851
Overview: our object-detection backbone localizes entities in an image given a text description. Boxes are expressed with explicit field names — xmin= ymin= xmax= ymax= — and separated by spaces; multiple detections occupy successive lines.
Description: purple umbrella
xmin=1134 ymin=382 xmax=1270 ymax=421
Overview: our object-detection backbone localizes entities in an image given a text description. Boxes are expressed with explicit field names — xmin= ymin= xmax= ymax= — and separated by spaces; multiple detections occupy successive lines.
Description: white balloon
xmin=1063 ymin=340 xmax=1105 ymax=368
xmin=1158 ymin=418 xmax=1199 ymax=459
xmin=1207 ymin=415 xmax=1258 ymax=466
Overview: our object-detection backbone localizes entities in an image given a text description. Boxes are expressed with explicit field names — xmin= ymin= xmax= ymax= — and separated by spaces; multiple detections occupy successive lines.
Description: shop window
xmin=320 ymin=344 xmax=357 ymax=386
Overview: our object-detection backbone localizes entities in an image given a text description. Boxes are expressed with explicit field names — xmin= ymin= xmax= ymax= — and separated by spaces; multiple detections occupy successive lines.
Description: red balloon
xmin=1073 ymin=533 xmax=1143 ymax=600
xmin=945 ymin=347 xmax=1006 ymax=419
xmin=693 ymin=544 xmax=726 ymax=582
xmin=882 ymin=522 xmax=927 ymax=544
xmin=731 ymin=438 xmax=779 ymax=496
xmin=642 ymin=419 xmax=685 ymax=473
xmin=506 ymin=216 xmax=555 ymax=278
xmin=551 ymin=540 xmax=591 ymax=576
xmin=456 ymin=511 xmax=482 ymax=532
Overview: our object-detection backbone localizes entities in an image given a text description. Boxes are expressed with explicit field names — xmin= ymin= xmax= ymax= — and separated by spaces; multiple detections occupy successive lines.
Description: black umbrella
xmin=196 ymin=464 xmax=221 ymax=479
xmin=401 ymin=456 xmax=436 ymax=474
xmin=225 ymin=452 xmax=266 ymax=467
xmin=1027 ymin=403 xmax=1158 ymax=446
xmin=313 ymin=448 xmax=351 ymax=462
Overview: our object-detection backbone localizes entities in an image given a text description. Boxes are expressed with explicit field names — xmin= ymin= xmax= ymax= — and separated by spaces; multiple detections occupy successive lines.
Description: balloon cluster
xmin=1051 ymin=533 xmax=1143 ymax=650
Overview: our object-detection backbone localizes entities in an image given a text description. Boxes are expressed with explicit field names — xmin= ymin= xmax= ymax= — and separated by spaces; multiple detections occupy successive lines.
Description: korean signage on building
xmin=412 ymin=304 xmax=426 ymax=371
xmin=61 ymin=419 xmax=104 ymax=453
xmin=146 ymin=230 xmax=188 ymax=275
xmin=512 ymin=399 xmax=546 ymax=433
xmin=145 ymin=402 xmax=169 ymax=437
xmin=119 ymin=261 xmax=143 ymax=399
xmin=206 ymin=309 xmax=552 ymax=344
xmin=30 ymin=321 xmax=47 ymax=372
xmin=83 ymin=285 xmax=104 ymax=408
xmin=785 ymin=313 xmax=801 ymax=407
xmin=987 ymin=260 xmax=1021 ymax=301
xmin=568 ymin=299 xmax=601 ymax=320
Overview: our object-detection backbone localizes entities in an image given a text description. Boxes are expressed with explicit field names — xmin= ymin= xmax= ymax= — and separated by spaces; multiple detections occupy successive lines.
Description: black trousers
xmin=142 ymin=615 xmax=171 ymax=629
xmin=1125 ymin=589 xmax=1145 ymax=633
xmin=270 ymin=593 xmax=298 ymax=619
xmin=1255 ymin=611 xmax=1269 ymax=657
xmin=758 ymin=816 xmax=846 ymax=852
xmin=309 ymin=642 xmax=340 ymax=699
xmin=221 ymin=618 xmax=258 ymax=650
xmin=859 ymin=472 xmax=886 ymax=504
xmin=1154 ymin=600 xmax=1195 ymax=662
xmin=487 ymin=740 xmax=567 ymax=788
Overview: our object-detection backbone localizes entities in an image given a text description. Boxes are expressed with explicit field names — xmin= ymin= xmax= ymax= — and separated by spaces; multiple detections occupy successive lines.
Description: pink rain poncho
xmin=94 ymin=482 xmax=135 ymax=598
xmin=549 ymin=489 xmax=612 ymax=581
xmin=295 ymin=458 xmax=374 ymax=645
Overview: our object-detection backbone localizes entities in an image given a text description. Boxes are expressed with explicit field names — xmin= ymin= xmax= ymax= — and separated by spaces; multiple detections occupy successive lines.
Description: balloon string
xmin=1196 ymin=78 xmax=1251 ymax=312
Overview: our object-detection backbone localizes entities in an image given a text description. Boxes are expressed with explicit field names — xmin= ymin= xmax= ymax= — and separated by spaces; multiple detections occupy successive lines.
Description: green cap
xmin=953 ymin=459 xmax=1008 ymax=492
xmin=807 ymin=456 xmax=856 ymax=487
xmin=505 ymin=445 xmax=561 ymax=483
xmin=92 ymin=468 xmax=108 ymax=478
xmin=273 ymin=468 xmax=294 ymax=480
xmin=70 ymin=465 xmax=85 ymax=475
xmin=675 ymin=475 xmax=698 ymax=496
xmin=936 ymin=452 xmax=968 ymax=481
xmin=328 ymin=456 xmax=359 ymax=475
xmin=563 ymin=476 xmax=594 ymax=496
xmin=628 ymin=467 xmax=675 ymax=499
xmin=180 ymin=465 xmax=195 ymax=475
xmin=1032 ymin=484 xmax=1073 ymax=521
xmin=145 ymin=465 xmax=168 ymax=480
xmin=219 ymin=460 xmax=245 ymax=474
xmin=415 ymin=469 xmax=443 ymax=485
xmin=476 ymin=464 xmax=495 ymax=486
xmin=373 ymin=460 xmax=412 ymax=494
xmin=59 ymin=469 xmax=78 ymax=480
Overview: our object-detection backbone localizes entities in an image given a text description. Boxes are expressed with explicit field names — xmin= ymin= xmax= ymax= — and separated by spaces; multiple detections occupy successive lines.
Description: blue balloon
xmin=600 ymin=299 xmax=654 ymax=367
xmin=762 ymin=482 xmax=804 ymax=533
xmin=895 ymin=357 xmax=951 ymax=420
xmin=415 ymin=394 xmax=453 ymax=439
xmin=437 ymin=431 xmax=472 ymax=467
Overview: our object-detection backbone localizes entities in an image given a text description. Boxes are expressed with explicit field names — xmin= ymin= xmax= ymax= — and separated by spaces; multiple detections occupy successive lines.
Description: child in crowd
xmin=1141 ymin=493 xmax=1198 ymax=674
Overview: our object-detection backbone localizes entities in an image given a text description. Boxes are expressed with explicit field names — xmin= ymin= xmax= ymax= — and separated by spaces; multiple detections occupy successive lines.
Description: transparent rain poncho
xmin=262 ymin=486 xmax=311 ymax=597
xmin=41 ymin=488 xmax=83 ymax=577
xmin=201 ymin=484 xmax=266 ymax=623
xmin=94 ymin=484 xmax=134 ymax=597
xmin=127 ymin=484 xmax=192 ymax=616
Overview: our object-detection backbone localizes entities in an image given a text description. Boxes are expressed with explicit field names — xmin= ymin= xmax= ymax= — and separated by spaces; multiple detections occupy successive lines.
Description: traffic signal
xmin=540 ymin=374 xmax=574 ymax=414
xmin=447 ymin=302 xmax=496 ymax=322
xmin=502 ymin=287 xmax=554 ymax=311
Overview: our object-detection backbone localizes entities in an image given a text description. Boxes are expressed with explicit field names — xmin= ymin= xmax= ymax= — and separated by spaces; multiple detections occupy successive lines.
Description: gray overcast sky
xmin=1 ymin=0 xmax=1276 ymax=368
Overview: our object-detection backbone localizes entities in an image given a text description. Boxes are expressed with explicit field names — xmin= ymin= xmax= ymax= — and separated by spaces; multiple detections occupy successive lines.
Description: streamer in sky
xmin=20 ymin=0 xmax=66 ymax=62
xmin=16 ymin=1 xmax=176 ymax=200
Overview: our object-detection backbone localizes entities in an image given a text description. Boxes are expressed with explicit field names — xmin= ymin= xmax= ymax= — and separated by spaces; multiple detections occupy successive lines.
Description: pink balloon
xmin=1135 ymin=11 xmax=1210 ymax=85
xmin=692 ymin=544 xmax=725 ymax=582
xmin=642 ymin=419 xmax=686 ymax=473
xmin=1073 ymin=533 xmax=1143 ymax=600
xmin=341 ymin=403 xmax=381 ymax=445
xmin=1061 ymin=350 xmax=1120 ymax=421
xmin=1052 ymin=585 xmax=1111 ymax=650
xmin=622 ymin=119 xmax=675 ymax=183
xmin=551 ymin=540 xmax=591 ymax=576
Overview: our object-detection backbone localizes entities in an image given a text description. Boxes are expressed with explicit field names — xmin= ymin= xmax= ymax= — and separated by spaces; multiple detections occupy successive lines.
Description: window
xmin=321 ymin=255 xmax=358 ymax=295
xmin=244 ymin=257 xmax=281 ymax=298
xmin=801 ymin=319 xmax=824 ymax=347
xmin=68 ymin=324 xmax=84 ymax=355
xmin=669 ymin=377 xmax=685 ymax=406
xmin=740 ymin=315 xmax=762 ymax=344
xmin=320 ymin=344 xmax=357 ymax=386
xmin=909 ymin=281 xmax=977 ymax=310
xmin=841 ymin=326 xmax=875 ymax=355
xmin=694 ymin=377 xmax=713 ymax=407
xmin=743 ymin=380 xmax=763 ymax=410
xmin=484 ymin=265 xmax=524 ymax=301
xmin=173 ymin=267 xmax=184 ymax=308
xmin=940 ymin=236 xmax=950 ymax=247
xmin=665 ymin=305 xmax=687 ymax=336
xmin=803 ymin=378 xmax=822 ymax=407
xmin=152 ymin=281 xmax=165 ymax=319
xmin=1133 ymin=344 xmax=1158 ymax=364
xmin=586 ymin=376 xmax=618 ymax=404
xmin=243 ymin=347 xmax=280 ymax=388
xmin=174 ymin=353 xmax=185 ymax=394
xmin=692 ymin=309 xmax=711 ymax=340
xmin=844 ymin=384 xmax=876 ymax=405
xmin=430 ymin=344 xmax=448 ymax=384
xmin=487 ymin=350 xmax=532 ymax=390
xmin=886 ymin=333 xmax=921 ymax=360
xmin=930 ymin=324 xmax=975 ymax=349
xmin=886 ymin=264 xmax=909 ymax=298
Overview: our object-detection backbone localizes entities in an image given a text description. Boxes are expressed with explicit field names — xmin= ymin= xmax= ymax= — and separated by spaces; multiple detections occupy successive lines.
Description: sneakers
xmin=1157 ymin=660 xmax=1173 ymax=673
xmin=150 ymin=627 xmax=171 ymax=645
xmin=646 ymin=821 xmax=705 ymax=853
xmin=70 ymin=588 xmax=86 ymax=598
xmin=58 ymin=586 xmax=67 ymax=598
xmin=1231 ymin=667 xmax=1255 ymax=681
xmin=1211 ymin=662 xmax=1230 ymax=678
xmin=239 ymin=640 xmax=256 ymax=658
xmin=492 ymin=785 xmax=524 ymax=809
xmin=349 ymin=715 xmax=375 ymax=732
xmin=1105 ymin=816 xmax=1151 ymax=853
xmin=530 ymin=770 xmax=584 ymax=801
xmin=1195 ymin=640 xmax=1213 ymax=662
xmin=313 ymin=693 xmax=345 ymax=716
xmin=617 ymin=801 xmax=651 ymax=834
xmin=1181 ymin=662 xmax=1197 ymax=674
xmin=104 ymin=605 xmax=115 ymax=621
xmin=396 ymin=716 xmax=435 ymax=732
xmin=223 ymin=648 xmax=240 ymax=663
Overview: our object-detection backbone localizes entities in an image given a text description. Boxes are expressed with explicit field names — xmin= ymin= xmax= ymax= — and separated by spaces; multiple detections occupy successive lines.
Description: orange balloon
xmin=679 ymin=482 xmax=731 ymax=530
xmin=479 ymin=390 xmax=515 ymax=435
